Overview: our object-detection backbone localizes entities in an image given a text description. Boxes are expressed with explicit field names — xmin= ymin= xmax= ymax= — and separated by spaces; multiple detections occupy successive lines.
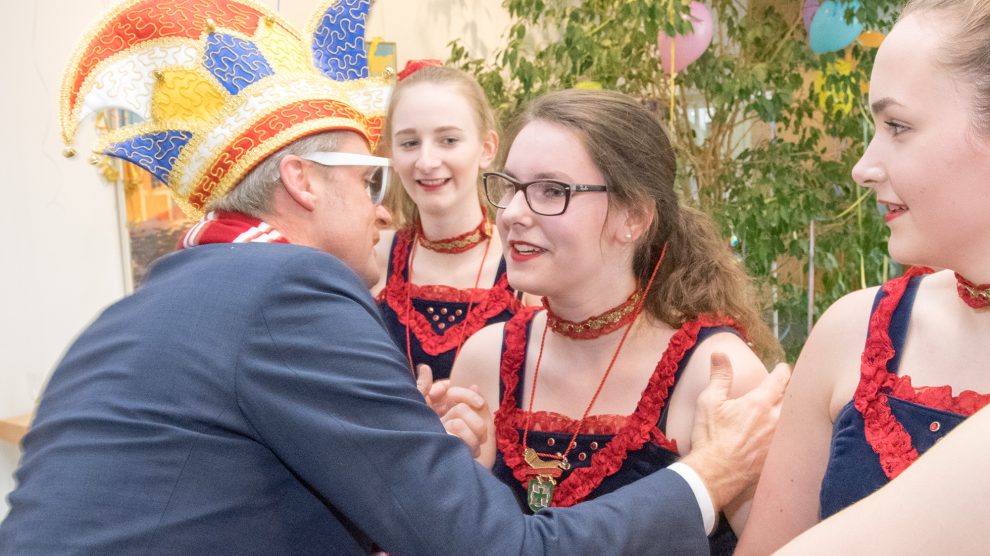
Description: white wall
xmin=0 ymin=0 xmax=510 ymax=519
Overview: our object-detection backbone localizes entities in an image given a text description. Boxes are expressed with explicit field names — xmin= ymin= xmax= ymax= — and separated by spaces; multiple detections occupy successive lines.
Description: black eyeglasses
xmin=482 ymin=172 xmax=608 ymax=216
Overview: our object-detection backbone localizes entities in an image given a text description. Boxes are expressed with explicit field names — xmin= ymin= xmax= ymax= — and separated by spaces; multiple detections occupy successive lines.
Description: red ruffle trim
xmin=494 ymin=310 xmax=741 ymax=507
xmin=381 ymin=228 xmax=521 ymax=356
xmin=855 ymin=266 xmax=990 ymax=479
xmin=501 ymin=410 xmax=628 ymax=436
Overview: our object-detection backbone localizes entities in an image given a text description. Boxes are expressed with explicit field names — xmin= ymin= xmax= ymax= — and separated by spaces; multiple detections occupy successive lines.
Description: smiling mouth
xmin=881 ymin=202 xmax=908 ymax=222
xmin=417 ymin=178 xmax=450 ymax=188
xmin=509 ymin=241 xmax=547 ymax=261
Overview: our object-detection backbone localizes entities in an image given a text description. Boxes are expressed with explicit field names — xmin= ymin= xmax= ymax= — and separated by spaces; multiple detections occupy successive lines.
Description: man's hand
xmin=681 ymin=353 xmax=791 ymax=512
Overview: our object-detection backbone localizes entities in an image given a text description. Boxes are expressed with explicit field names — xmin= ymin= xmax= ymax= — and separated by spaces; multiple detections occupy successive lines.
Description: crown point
xmin=62 ymin=147 xmax=77 ymax=158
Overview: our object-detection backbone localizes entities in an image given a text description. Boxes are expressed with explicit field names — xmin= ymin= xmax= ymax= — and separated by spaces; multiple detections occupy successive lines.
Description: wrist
xmin=679 ymin=447 xmax=740 ymax=512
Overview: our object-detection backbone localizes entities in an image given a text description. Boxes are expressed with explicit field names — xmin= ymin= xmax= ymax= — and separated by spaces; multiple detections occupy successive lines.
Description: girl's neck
xmin=417 ymin=201 xmax=486 ymax=241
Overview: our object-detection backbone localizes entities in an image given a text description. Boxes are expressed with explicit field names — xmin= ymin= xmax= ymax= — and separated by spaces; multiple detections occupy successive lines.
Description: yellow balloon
xmin=814 ymin=58 xmax=857 ymax=116
xmin=857 ymin=30 xmax=885 ymax=48
xmin=575 ymin=81 xmax=603 ymax=90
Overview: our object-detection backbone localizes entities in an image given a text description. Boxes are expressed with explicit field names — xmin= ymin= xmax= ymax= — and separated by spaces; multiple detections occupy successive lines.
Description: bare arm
xmin=776 ymin=402 xmax=990 ymax=555
xmin=736 ymin=288 xmax=875 ymax=554
xmin=680 ymin=353 xmax=790 ymax=515
xmin=445 ymin=322 xmax=505 ymax=468
xmin=668 ymin=333 xmax=769 ymax=533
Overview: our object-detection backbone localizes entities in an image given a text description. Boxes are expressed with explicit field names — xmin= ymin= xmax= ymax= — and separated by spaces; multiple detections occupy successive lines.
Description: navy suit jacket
xmin=1 ymin=244 xmax=708 ymax=555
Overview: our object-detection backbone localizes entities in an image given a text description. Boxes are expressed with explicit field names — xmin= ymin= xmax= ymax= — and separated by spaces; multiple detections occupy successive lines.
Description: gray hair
xmin=206 ymin=131 xmax=343 ymax=217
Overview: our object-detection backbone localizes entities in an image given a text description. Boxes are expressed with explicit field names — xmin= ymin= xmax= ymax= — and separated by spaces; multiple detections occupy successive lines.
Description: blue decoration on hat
xmin=204 ymin=33 xmax=275 ymax=94
xmin=104 ymin=131 xmax=194 ymax=184
xmin=312 ymin=0 xmax=369 ymax=80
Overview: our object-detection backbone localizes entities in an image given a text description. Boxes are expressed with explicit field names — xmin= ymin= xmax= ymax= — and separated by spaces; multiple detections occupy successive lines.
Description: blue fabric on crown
xmin=312 ymin=0 xmax=369 ymax=80
xmin=204 ymin=33 xmax=275 ymax=95
xmin=104 ymin=131 xmax=194 ymax=184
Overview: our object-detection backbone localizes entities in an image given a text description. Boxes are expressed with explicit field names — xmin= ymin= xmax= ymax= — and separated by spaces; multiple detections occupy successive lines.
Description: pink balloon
xmin=803 ymin=0 xmax=821 ymax=32
xmin=657 ymin=2 xmax=714 ymax=74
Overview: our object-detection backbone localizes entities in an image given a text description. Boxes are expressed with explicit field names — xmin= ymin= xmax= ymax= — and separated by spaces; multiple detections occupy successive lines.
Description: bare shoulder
xmin=682 ymin=330 xmax=766 ymax=398
xmin=449 ymin=321 xmax=507 ymax=407
xmin=809 ymin=285 xmax=878 ymax=344
xmin=795 ymin=284 xmax=880 ymax=416
xmin=371 ymin=229 xmax=396 ymax=296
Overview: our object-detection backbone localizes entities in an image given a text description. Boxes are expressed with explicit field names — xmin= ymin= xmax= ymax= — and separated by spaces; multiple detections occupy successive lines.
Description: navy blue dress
xmin=377 ymin=228 xmax=520 ymax=380
xmin=492 ymin=308 xmax=741 ymax=555
xmin=820 ymin=270 xmax=990 ymax=518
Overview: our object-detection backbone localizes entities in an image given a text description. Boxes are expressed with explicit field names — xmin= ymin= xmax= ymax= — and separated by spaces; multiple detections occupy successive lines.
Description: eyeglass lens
xmin=486 ymin=175 xmax=569 ymax=215
xmin=365 ymin=167 xmax=387 ymax=204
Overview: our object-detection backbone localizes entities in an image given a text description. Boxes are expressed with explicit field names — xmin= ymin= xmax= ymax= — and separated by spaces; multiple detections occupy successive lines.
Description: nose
xmin=498 ymin=189 xmax=533 ymax=228
xmin=375 ymin=204 xmax=393 ymax=228
xmin=414 ymin=143 xmax=440 ymax=172
xmin=851 ymin=138 xmax=886 ymax=189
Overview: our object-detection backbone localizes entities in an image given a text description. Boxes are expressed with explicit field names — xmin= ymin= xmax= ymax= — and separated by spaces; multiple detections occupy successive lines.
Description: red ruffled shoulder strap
xmin=855 ymin=266 xmax=934 ymax=479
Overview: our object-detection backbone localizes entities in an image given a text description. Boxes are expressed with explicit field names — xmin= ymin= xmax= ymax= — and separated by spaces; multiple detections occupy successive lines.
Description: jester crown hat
xmin=61 ymin=0 xmax=390 ymax=217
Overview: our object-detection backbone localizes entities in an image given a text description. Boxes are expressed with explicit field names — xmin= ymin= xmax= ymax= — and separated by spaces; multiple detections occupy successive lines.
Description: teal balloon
xmin=809 ymin=0 xmax=863 ymax=54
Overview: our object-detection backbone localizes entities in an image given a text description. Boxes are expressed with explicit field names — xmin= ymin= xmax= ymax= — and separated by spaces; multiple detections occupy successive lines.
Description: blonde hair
xmin=902 ymin=0 xmax=990 ymax=135
xmin=508 ymin=89 xmax=782 ymax=362
xmin=380 ymin=65 xmax=498 ymax=228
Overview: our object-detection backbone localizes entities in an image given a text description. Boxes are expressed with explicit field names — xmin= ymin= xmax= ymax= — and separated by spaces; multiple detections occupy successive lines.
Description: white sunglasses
xmin=300 ymin=152 xmax=391 ymax=205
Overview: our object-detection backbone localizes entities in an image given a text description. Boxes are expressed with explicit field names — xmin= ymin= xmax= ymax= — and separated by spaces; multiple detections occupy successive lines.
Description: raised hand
xmin=682 ymin=353 xmax=791 ymax=511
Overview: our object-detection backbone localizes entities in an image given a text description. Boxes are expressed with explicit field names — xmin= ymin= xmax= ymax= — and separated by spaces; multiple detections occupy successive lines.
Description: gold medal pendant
xmin=522 ymin=448 xmax=569 ymax=512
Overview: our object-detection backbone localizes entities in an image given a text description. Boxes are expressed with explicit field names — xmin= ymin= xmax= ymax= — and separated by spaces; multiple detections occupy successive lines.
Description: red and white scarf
xmin=180 ymin=210 xmax=291 ymax=248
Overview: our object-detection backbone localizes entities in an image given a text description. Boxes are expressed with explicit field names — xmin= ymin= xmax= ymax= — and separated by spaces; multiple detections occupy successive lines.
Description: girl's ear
xmin=620 ymin=201 xmax=655 ymax=244
xmin=479 ymin=129 xmax=499 ymax=169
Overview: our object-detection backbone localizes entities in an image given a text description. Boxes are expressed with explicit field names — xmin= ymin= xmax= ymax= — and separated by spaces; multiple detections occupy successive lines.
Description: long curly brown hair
xmin=506 ymin=89 xmax=782 ymax=362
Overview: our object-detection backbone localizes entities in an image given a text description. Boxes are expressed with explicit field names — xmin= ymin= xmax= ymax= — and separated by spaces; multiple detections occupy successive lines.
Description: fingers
xmin=415 ymin=364 xmax=433 ymax=399
xmin=703 ymin=352 xmax=734 ymax=403
xmin=444 ymin=386 xmax=487 ymax=412
xmin=428 ymin=379 xmax=451 ymax=414
xmin=441 ymin=394 xmax=491 ymax=458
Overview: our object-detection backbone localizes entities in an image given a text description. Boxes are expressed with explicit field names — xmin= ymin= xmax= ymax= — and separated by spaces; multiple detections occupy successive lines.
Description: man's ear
xmin=479 ymin=129 xmax=499 ymax=169
xmin=277 ymin=155 xmax=317 ymax=212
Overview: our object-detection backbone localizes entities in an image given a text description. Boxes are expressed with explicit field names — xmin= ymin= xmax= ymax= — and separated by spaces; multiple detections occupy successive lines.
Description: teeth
xmin=419 ymin=178 xmax=448 ymax=186
xmin=514 ymin=244 xmax=543 ymax=254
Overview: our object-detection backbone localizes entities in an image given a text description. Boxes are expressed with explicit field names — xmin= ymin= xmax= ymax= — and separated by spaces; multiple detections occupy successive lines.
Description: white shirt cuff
xmin=667 ymin=462 xmax=716 ymax=535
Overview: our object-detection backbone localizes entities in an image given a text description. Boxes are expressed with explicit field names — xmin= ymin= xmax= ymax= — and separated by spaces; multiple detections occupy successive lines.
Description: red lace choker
xmin=542 ymin=291 xmax=643 ymax=340
xmin=955 ymin=272 xmax=990 ymax=309
xmin=416 ymin=216 xmax=491 ymax=254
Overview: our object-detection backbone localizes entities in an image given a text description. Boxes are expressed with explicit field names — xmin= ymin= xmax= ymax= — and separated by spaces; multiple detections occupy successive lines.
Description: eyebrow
xmin=870 ymin=97 xmax=903 ymax=115
xmin=393 ymin=125 xmax=466 ymax=136
xmin=502 ymin=170 xmax=573 ymax=182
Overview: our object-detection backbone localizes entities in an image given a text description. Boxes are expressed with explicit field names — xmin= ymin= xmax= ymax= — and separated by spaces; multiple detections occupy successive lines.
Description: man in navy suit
xmin=0 ymin=125 xmax=787 ymax=555
xmin=0 ymin=1 xmax=787 ymax=553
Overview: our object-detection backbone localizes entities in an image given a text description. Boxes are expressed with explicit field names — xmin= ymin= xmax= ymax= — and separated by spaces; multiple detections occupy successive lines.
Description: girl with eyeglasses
xmin=446 ymin=89 xmax=781 ymax=554
xmin=375 ymin=62 xmax=523 ymax=383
